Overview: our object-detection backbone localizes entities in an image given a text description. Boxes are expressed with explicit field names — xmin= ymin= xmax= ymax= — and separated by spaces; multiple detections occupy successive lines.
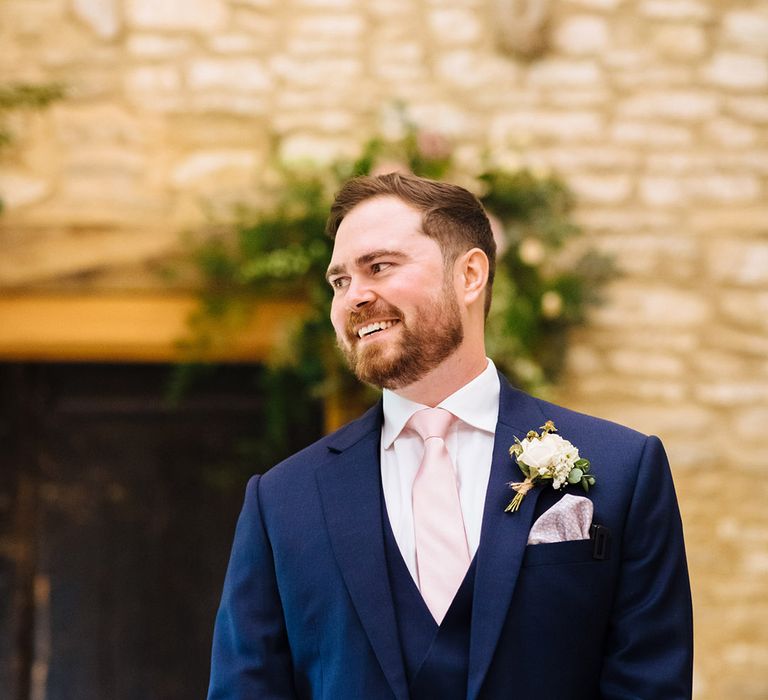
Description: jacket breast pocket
xmin=522 ymin=538 xmax=603 ymax=567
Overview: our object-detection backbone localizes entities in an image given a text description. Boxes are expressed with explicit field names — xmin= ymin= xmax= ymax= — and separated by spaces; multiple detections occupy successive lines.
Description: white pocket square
xmin=527 ymin=494 xmax=593 ymax=545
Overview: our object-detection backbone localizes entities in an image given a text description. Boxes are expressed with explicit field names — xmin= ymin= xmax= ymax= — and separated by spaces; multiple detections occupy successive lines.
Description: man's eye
xmin=330 ymin=277 xmax=349 ymax=290
xmin=371 ymin=262 xmax=391 ymax=274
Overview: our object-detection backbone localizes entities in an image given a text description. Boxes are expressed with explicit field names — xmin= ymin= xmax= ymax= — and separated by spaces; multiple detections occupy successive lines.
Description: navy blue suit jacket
xmin=208 ymin=375 xmax=693 ymax=699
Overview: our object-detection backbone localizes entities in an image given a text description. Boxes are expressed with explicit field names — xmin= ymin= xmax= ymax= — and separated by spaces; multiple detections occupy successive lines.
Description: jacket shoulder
xmin=259 ymin=400 xmax=382 ymax=487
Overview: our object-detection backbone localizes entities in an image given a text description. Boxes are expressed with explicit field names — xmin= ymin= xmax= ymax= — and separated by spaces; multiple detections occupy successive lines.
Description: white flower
xmin=506 ymin=421 xmax=594 ymax=513
xmin=517 ymin=433 xmax=580 ymax=490
xmin=519 ymin=433 xmax=575 ymax=468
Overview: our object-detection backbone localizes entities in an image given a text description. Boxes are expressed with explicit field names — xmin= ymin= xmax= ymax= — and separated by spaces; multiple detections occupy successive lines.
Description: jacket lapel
xmin=467 ymin=377 xmax=547 ymax=700
xmin=315 ymin=403 xmax=409 ymax=700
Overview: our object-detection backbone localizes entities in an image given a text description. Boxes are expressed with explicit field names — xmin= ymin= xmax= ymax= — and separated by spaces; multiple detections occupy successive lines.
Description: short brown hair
xmin=326 ymin=172 xmax=496 ymax=316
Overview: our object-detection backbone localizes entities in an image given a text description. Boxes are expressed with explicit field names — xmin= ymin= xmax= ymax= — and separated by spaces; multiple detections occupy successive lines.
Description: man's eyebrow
xmin=325 ymin=249 xmax=406 ymax=280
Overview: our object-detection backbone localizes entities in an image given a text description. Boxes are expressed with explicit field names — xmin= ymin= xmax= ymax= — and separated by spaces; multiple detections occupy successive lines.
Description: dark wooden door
xmin=0 ymin=363 xmax=323 ymax=700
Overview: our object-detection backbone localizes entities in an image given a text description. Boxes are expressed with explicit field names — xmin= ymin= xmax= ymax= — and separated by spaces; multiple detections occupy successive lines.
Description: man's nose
xmin=345 ymin=278 xmax=376 ymax=311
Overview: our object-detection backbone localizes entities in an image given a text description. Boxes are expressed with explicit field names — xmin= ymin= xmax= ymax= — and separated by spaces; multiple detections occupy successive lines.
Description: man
xmin=207 ymin=173 xmax=693 ymax=699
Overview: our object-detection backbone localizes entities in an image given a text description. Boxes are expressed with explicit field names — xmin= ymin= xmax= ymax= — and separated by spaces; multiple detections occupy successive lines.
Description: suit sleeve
xmin=207 ymin=475 xmax=298 ymax=700
xmin=600 ymin=435 xmax=694 ymax=700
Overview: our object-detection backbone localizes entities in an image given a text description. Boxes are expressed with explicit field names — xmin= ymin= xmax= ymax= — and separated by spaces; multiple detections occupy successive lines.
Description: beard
xmin=337 ymin=280 xmax=464 ymax=390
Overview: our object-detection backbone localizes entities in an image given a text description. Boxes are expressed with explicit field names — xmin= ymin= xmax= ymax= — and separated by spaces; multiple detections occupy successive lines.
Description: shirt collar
xmin=381 ymin=359 xmax=501 ymax=449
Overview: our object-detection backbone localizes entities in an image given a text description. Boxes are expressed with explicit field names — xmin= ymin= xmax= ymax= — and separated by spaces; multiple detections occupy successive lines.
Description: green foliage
xmin=185 ymin=126 xmax=615 ymax=429
xmin=0 ymin=82 xmax=65 ymax=212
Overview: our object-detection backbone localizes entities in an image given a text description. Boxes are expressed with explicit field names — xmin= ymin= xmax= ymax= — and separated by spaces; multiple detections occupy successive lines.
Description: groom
xmin=207 ymin=173 xmax=693 ymax=699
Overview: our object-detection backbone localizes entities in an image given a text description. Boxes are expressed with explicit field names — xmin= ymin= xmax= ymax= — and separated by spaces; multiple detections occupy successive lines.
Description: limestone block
xmin=734 ymin=407 xmax=768 ymax=440
xmin=270 ymin=56 xmax=361 ymax=89
xmin=166 ymin=115 xmax=270 ymax=148
xmin=53 ymin=104 xmax=149 ymax=147
xmin=406 ymin=103 xmax=471 ymax=139
xmin=527 ymin=58 xmax=602 ymax=86
xmin=639 ymin=176 xmax=685 ymax=207
xmin=565 ymin=343 xmax=602 ymax=375
xmin=298 ymin=0 xmax=357 ymax=6
xmin=640 ymin=0 xmax=710 ymax=21
xmin=547 ymin=88 xmax=611 ymax=108
xmin=577 ymin=375 xmax=687 ymax=402
xmin=552 ymin=14 xmax=609 ymax=55
xmin=373 ymin=43 xmax=429 ymax=82
xmin=233 ymin=0 xmax=276 ymax=6
xmin=644 ymin=152 xmax=705 ymax=172
xmin=126 ymin=0 xmax=227 ymax=31
xmin=710 ymin=327 xmax=768 ymax=359
xmin=696 ymin=382 xmax=768 ymax=407
xmin=593 ymin=282 xmax=710 ymax=327
xmin=278 ymin=134 xmax=360 ymax=164
xmin=704 ymin=53 xmax=768 ymax=90
xmin=188 ymin=94 xmax=268 ymax=115
xmin=608 ymin=349 xmax=685 ymax=377
xmin=611 ymin=120 xmax=693 ymax=146
xmin=585 ymin=403 xmax=714 ymax=438
xmin=230 ymin=8 xmax=279 ymax=39
xmin=171 ymin=150 xmax=259 ymax=188
xmin=294 ymin=13 xmax=365 ymax=38
xmin=723 ymin=10 xmax=768 ymax=53
xmin=440 ymin=50 xmax=520 ymax=89
xmin=271 ymin=110 xmax=356 ymax=133
xmin=577 ymin=207 xmax=678 ymax=233
xmin=613 ymin=65 xmax=694 ymax=90
xmin=370 ymin=0 xmax=414 ymax=18
xmin=127 ymin=34 xmax=192 ymax=58
xmin=590 ymin=328 xmax=700 ymax=353
xmin=568 ymin=174 xmax=632 ymax=204
xmin=598 ymin=233 xmax=698 ymax=279
xmin=693 ymin=350 xmax=755 ymax=383
xmin=541 ymin=146 xmax=639 ymax=171
xmin=186 ymin=59 xmax=272 ymax=92
xmin=618 ymin=91 xmax=718 ymax=121
xmin=603 ymin=48 xmax=652 ymax=70
xmin=726 ymin=151 xmax=768 ymax=175
xmin=428 ymin=7 xmax=483 ymax=44
xmin=726 ymin=96 xmax=768 ymax=123
xmin=684 ymin=174 xmax=761 ymax=204
xmin=704 ymin=117 xmax=758 ymax=147
xmin=208 ymin=33 xmax=262 ymax=54
xmin=0 ymin=172 xmax=51 ymax=208
xmin=707 ymin=240 xmax=768 ymax=286
xmin=718 ymin=290 xmax=768 ymax=330
xmin=2 ymin=0 xmax=65 ymax=36
xmin=563 ymin=0 xmax=623 ymax=7
xmin=651 ymin=24 xmax=707 ymax=59
xmin=125 ymin=65 xmax=182 ymax=94
xmin=72 ymin=0 xmax=120 ymax=39
xmin=490 ymin=110 xmax=604 ymax=142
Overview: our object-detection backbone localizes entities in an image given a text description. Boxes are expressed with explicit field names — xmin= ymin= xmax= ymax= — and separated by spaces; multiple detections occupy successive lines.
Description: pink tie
xmin=409 ymin=408 xmax=470 ymax=624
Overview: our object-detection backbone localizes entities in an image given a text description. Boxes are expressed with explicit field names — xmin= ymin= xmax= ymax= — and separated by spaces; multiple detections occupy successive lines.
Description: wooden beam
xmin=0 ymin=294 xmax=307 ymax=363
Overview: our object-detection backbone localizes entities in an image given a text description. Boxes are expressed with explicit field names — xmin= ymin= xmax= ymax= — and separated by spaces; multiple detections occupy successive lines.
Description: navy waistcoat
xmin=382 ymin=501 xmax=477 ymax=700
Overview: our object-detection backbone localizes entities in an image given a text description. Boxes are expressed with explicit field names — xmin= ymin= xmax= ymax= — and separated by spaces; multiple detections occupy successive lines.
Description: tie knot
xmin=408 ymin=408 xmax=455 ymax=442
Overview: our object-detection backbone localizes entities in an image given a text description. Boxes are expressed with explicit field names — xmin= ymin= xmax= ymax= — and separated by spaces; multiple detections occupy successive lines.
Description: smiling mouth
xmin=357 ymin=320 xmax=400 ymax=339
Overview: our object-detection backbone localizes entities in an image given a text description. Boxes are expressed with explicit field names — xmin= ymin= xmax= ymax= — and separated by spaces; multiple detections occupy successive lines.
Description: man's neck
xmin=392 ymin=351 xmax=489 ymax=407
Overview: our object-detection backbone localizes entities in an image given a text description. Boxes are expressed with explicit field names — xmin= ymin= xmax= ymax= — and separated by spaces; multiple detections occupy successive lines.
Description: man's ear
xmin=456 ymin=248 xmax=489 ymax=307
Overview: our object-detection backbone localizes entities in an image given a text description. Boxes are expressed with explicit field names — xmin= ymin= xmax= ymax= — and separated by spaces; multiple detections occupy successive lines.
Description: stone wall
xmin=2 ymin=0 xmax=767 ymax=697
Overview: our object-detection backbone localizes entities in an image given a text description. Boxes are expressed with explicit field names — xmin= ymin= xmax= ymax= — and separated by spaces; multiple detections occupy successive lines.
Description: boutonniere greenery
xmin=505 ymin=421 xmax=595 ymax=513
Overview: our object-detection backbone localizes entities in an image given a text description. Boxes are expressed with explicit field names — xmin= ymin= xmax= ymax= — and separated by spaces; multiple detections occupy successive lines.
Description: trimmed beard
xmin=337 ymin=279 xmax=464 ymax=390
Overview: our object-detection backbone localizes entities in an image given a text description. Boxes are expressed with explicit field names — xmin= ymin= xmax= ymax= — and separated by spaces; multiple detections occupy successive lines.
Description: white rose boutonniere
xmin=505 ymin=420 xmax=595 ymax=513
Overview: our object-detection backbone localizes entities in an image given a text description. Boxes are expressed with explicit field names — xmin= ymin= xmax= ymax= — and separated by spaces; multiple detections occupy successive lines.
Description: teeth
xmin=358 ymin=321 xmax=396 ymax=338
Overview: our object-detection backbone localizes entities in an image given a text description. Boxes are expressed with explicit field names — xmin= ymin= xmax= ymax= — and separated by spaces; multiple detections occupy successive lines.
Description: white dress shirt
xmin=380 ymin=359 xmax=501 ymax=584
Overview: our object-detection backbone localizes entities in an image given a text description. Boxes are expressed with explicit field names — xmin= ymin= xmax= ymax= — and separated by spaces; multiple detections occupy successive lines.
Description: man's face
xmin=326 ymin=196 xmax=464 ymax=390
